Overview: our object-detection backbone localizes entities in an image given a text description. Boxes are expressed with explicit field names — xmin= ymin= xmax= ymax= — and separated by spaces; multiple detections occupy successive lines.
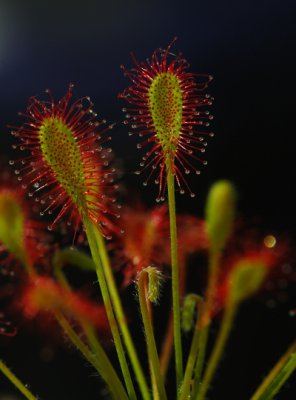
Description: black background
xmin=0 ymin=0 xmax=296 ymax=399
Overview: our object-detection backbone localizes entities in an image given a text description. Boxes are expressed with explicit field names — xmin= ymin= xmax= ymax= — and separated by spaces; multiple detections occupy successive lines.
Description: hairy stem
xmin=55 ymin=311 xmax=128 ymax=400
xmin=84 ymin=218 xmax=137 ymax=400
xmin=93 ymin=226 xmax=151 ymax=400
xmin=53 ymin=244 xmax=121 ymax=384
xmin=138 ymin=270 xmax=167 ymax=400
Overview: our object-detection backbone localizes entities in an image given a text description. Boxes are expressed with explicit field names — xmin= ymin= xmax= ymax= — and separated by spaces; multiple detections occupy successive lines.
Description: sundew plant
xmin=0 ymin=41 xmax=295 ymax=400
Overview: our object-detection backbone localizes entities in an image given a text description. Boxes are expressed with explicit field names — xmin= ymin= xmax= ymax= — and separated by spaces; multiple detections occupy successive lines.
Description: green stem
xmin=251 ymin=341 xmax=296 ymax=400
xmin=144 ymin=284 xmax=160 ymax=400
xmin=192 ymin=249 xmax=220 ymax=397
xmin=55 ymin=311 xmax=128 ymax=400
xmin=52 ymin=247 xmax=112 ymax=368
xmin=167 ymin=170 xmax=183 ymax=391
xmin=191 ymin=325 xmax=209 ymax=398
xmin=180 ymin=296 xmax=204 ymax=400
xmin=196 ymin=304 xmax=236 ymax=400
xmin=53 ymin=248 xmax=95 ymax=289
xmin=52 ymin=246 xmax=131 ymax=400
xmin=93 ymin=225 xmax=151 ymax=400
xmin=0 ymin=359 xmax=38 ymax=400
xmin=160 ymin=255 xmax=187 ymax=379
xmin=84 ymin=218 xmax=137 ymax=400
xmin=254 ymin=353 xmax=296 ymax=400
xmin=138 ymin=270 xmax=167 ymax=400
xmin=82 ymin=323 xmax=130 ymax=400
xmin=160 ymin=311 xmax=174 ymax=378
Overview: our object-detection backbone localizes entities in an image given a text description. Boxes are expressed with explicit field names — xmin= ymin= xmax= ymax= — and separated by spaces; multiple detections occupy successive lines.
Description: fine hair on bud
xmin=182 ymin=293 xmax=203 ymax=332
xmin=138 ymin=266 xmax=163 ymax=304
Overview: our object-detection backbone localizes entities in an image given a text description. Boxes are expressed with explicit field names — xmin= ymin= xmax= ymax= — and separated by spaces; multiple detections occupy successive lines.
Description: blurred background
xmin=0 ymin=0 xmax=296 ymax=399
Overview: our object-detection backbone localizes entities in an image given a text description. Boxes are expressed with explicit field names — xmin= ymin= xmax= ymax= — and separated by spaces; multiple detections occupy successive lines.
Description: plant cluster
xmin=0 ymin=41 xmax=295 ymax=400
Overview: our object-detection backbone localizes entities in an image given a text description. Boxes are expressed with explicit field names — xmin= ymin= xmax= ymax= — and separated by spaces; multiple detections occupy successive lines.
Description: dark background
xmin=0 ymin=0 xmax=296 ymax=399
